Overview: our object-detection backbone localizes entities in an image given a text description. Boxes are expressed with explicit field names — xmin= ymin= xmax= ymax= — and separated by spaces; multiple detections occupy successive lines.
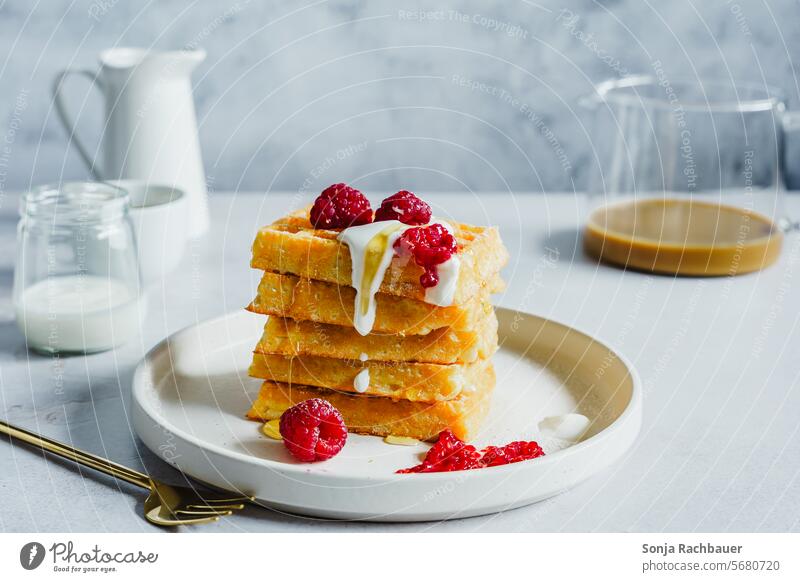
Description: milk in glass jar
xmin=13 ymin=182 xmax=142 ymax=353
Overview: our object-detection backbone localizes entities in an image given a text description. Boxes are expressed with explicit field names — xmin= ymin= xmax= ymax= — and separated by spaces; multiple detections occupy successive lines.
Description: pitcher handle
xmin=780 ymin=111 xmax=800 ymax=232
xmin=783 ymin=110 xmax=800 ymax=133
xmin=52 ymin=69 xmax=102 ymax=179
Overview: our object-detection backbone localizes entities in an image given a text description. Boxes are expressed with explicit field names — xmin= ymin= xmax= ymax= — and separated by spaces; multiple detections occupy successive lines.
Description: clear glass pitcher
xmin=580 ymin=76 xmax=800 ymax=276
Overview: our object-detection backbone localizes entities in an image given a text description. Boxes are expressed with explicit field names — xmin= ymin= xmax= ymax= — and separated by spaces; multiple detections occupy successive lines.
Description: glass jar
xmin=13 ymin=182 xmax=142 ymax=354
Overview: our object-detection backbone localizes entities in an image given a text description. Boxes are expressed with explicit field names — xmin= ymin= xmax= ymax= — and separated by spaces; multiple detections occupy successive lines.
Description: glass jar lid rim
xmin=21 ymin=181 xmax=130 ymax=222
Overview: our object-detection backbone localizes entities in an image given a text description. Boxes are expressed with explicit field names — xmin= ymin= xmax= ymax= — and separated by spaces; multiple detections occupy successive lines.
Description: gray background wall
xmin=0 ymin=0 xmax=798 ymax=198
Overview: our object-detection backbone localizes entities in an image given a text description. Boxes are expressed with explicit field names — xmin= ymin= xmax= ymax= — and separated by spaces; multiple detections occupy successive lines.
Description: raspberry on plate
xmin=279 ymin=398 xmax=348 ymax=462
xmin=481 ymin=441 xmax=545 ymax=467
xmin=309 ymin=183 xmax=373 ymax=229
xmin=396 ymin=430 xmax=545 ymax=473
xmin=374 ymin=190 xmax=432 ymax=225
xmin=393 ymin=223 xmax=458 ymax=288
xmin=397 ymin=429 xmax=483 ymax=473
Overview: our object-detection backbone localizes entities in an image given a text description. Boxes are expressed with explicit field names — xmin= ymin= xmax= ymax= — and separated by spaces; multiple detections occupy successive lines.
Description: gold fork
xmin=0 ymin=419 xmax=254 ymax=526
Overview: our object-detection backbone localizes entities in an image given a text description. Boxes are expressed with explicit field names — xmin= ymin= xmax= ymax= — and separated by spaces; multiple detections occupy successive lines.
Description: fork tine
xmin=188 ymin=503 xmax=245 ymax=511
xmin=199 ymin=495 xmax=255 ymax=504
xmin=192 ymin=498 xmax=249 ymax=507
xmin=146 ymin=513 xmax=221 ymax=526
xmin=176 ymin=509 xmax=233 ymax=517
xmin=171 ymin=516 xmax=221 ymax=526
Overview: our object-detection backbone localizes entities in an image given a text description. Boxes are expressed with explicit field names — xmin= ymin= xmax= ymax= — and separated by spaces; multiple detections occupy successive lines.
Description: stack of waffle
xmin=245 ymin=208 xmax=508 ymax=441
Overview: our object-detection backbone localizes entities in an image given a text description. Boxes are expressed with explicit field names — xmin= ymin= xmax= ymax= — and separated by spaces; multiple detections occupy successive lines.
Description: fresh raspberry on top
xmin=393 ymin=223 xmax=458 ymax=288
xmin=397 ymin=429 xmax=483 ymax=473
xmin=481 ymin=441 xmax=544 ymax=467
xmin=279 ymin=398 xmax=348 ymax=462
xmin=374 ymin=190 xmax=432 ymax=225
xmin=309 ymin=183 xmax=373 ymax=229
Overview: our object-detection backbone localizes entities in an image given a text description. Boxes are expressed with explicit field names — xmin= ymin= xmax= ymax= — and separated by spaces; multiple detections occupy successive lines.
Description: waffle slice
xmin=250 ymin=352 xmax=491 ymax=402
xmin=256 ymin=311 xmax=498 ymax=364
xmin=251 ymin=208 xmax=509 ymax=303
xmin=247 ymin=271 xmax=493 ymax=335
xmin=247 ymin=363 xmax=495 ymax=441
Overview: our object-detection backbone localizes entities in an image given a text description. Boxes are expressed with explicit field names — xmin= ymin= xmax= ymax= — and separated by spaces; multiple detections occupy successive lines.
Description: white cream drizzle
xmin=538 ymin=413 xmax=590 ymax=441
xmin=338 ymin=220 xmax=408 ymax=336
xmin=423 ymin=218 xmax=461 ymax=307
xmin=353 ymin=368 xmax=370 ymax=393
xmin=425 ymin=254 xmax=461 ymax=306
xmin=337 ymin=218 xmax=462 ymax=335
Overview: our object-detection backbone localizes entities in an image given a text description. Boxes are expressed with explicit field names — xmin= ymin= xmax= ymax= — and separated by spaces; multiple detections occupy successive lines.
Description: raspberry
xmin=309 ymin=183 xmax=373 ymax=229
xmin=374 ymin=190 xmax=432 ymax=225
xmin=393 ymin=223 xmax=457 ymax=288
xmin=419 ymin=270 xmax=438 ymax=289
xmin=397 ymin=429 xmax=483 ymax=473
xmin=279 ymin=398 xmax=348 ymax=462
xmin=396 ymin=430 xmax=545 ymax=473
xmin=481 ymin=441 xmax=545 ymax=467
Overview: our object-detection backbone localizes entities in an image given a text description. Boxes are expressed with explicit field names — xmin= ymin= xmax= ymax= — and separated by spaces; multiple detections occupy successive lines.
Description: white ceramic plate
xmin=132 ymin=308 xmax=642 ymax=521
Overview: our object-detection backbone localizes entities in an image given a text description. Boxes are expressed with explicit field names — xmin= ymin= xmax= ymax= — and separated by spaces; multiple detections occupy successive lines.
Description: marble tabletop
xmin=1 ymin=191 xmax=798 ymax=533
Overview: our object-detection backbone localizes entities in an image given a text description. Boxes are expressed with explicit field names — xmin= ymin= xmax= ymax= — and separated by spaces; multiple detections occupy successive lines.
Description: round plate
xmin=132 ymin=308 xmax=642 ymax=521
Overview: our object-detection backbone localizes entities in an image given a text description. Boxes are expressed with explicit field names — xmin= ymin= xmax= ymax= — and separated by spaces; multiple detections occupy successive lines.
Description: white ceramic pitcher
xmin=53 ymin=47 xmax=209 ymax=237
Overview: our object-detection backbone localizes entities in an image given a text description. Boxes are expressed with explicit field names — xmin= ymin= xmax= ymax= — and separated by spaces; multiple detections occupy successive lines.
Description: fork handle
xmin=0 ymin=419 xmax=152 ymax=490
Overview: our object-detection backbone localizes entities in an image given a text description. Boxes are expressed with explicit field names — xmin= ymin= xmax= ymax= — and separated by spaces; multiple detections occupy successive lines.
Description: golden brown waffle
xmin=246 ymin=363 xmax=495 ymax=441
xmin=247 ymin=271 xmax=493 ymax=335
xmin=251 ymin=208 xmax=508 ymax=303
xmin=249 ymin=352 xmax=491 ymax=402
xmin=256 ymin=312 xmax=498 ymax=364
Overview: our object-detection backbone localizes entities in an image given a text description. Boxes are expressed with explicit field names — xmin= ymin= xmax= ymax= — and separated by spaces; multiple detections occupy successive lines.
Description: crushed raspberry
xmin=419 ymin=270 xmax=438 ymax=289
xmin=396 ymin=430 xmax=545 ymax=473
xmin=481 ymin=441 xmax=545 ymax=467
xmin=374 ymin=190 xmax=432 ymax=225
xmin=393 ymin=223 xmax=458 ymax=288
xmin=279 ymin=398 xmax=348 ymax=462
xmin=309 ymin=183 xmax=373 ymax=229
xmin=397 ymin=429 xmax=483 ymax=473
